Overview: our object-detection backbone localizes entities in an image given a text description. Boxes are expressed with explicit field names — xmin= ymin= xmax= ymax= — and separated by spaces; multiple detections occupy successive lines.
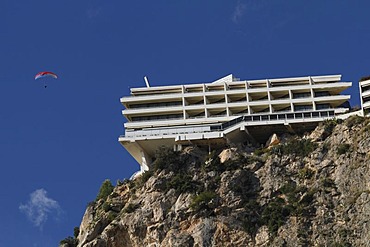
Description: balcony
xmin=128 ymin=101 xmax=182 ymax=109
xmin=131 ymin=114 xmax=183 ymax=122
xmin=123 ymin=106 xmax=183 ymax=115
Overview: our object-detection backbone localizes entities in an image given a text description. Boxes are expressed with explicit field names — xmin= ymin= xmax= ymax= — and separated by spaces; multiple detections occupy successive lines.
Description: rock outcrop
xmin=61 ymin=116 xmax=370 ymax=247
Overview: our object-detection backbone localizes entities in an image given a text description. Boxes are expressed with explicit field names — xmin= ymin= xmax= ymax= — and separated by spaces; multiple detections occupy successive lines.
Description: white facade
xmin=119 ymin=74 xmax=352 ymax=172
xmin=359 ymin=77 xmax=370 ymax=116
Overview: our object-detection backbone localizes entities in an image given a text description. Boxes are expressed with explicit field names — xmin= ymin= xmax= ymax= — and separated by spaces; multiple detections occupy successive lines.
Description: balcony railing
xmin=122 ymin=110 xmax=336 ymax=139
xmin=211 ymin=110 xmax=335 ymax=131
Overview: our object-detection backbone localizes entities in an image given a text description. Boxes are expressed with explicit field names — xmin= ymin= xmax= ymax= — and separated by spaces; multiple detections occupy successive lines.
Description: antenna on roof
xmin=144 ymin=76 xmax=150 ymax=88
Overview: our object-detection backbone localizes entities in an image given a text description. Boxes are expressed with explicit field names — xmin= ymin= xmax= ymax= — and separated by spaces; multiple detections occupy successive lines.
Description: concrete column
xmin=311 ymin=88 xmax=316 ymax=110
xmin=289 ymin=90 xmax=294 ymax=112
xmin=226 ymin=107 xmax=230 ymax=117
xmin=174 ymin=144 xmax=182 ymax=152
xmin=267 ymin=80 xmax=273 ymax=113
xmin=359 ymin=81 xmax=365 ymax=116
xmin=140 ymin=150 xmax=151 ymax=172
xmin=182 ymin=86 xmax=187 ymax=119
xmin=309 ymin=76 xmax=313 ymax=85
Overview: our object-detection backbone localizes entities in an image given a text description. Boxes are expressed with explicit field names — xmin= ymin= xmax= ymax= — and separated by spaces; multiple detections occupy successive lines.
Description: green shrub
xmin=254 ymin=148 xmax=268 ymax=156
xmin=60 ymin=236 xmax=78 ymax=246
xmin=323 ymin=119 xmax=341 ymax=137
xmin=322 ymin=141 xmax=330 ymax=153
xmin=166 ymin=173 xmax=198 ymax=194
xmin=278 ymin=182 xmax=309 ymax=204
xmin=102 ymin=201 xmax=111 ymax=212
xmin=278 ymin=182 xmax=298 ymax=196
xmin=288 ymin=139 xmax=316 ymax=157
xmin=337 ymin=143 xmax=351 ymax=155
xmin=204 ymin=174 xmax=221 ymax=192
xmin=345 ymin=115 xmax=365 ymax=128
xmin=190 ymin=191 xmax=217 ymax=212
xmin=59 ymin=226 xmax=80 ymax=247
xmin=60 ymin=228 xmax=79 ymax=247
xmin=116 ymin=178 xmax=129 ymax=186
xmin=223 ymin=156 xmax=245 ymax=171
xmin=364 ymin=123 xmax=370 ymax=132
xmin=203 ymin=150 xmax=260 ymax=173
xmin=299 ymin=189 xmax=316 ymax=206
xmin=270 ymin=138 xmax=317 ymax=157
xmin=295 ymin=189 xmax=316 ymax=217
xmin=298 ymin=167 xmax=315 ymax=179
xmin=202 ymin=150 xmax=222 ymax=172
xmin=261 ymin=198 xmax=292 ymax=236
xmin=152 ymin=146 xmax=180 ymax=172
xmin=96 ymin=179 xmax=114 ymax=201
xmin=338 ymin=228 xmax=350 ymax=238
xmin=261 ymin=183 xmax=315 ymax=235
xmin=331 ymin=242 xmax=352 ymax=247
xmin=136 ymin=170 xmax=153 ymax=187
xmin=269 ymin=145 xmax=282 ymax=155
xmin=107 ymin=211 xmax=118 ymax=223
xmin=242 ymin=199 xmax=262 ymax=236
xmin=73 ymin=227 xmax=79 ymax=239
xmin=321 ymin=177 xmax=335 ymax=188
xmin=123 ymin=203 xmax=140 ymax=214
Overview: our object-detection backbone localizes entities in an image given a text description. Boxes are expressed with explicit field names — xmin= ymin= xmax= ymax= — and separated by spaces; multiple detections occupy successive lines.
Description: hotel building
xmin=119 ymin=74 xmax=352 ymax=173
xmin=359 ymin=76 xmax=370 ymax=116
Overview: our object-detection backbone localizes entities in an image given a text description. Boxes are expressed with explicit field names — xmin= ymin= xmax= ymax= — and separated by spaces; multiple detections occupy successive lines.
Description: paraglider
xmin=35 ymin=71 xmax=58 ymax=88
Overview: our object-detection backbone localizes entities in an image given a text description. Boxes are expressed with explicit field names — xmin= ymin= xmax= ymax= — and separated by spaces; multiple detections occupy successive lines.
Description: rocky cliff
xmin=61 ymin=116 xmax=370 ymax=247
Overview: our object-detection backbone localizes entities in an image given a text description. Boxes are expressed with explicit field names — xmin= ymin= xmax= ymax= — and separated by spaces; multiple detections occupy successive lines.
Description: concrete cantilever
xmin=119 ymin=74 xmax=354 ymax=172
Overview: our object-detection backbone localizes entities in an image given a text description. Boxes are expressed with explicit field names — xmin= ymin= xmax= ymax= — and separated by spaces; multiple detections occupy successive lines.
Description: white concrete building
xmin=359 ymin=76 xmax=370 ymax=116
xmin=119 ymin=74 xmax=352 ymax=173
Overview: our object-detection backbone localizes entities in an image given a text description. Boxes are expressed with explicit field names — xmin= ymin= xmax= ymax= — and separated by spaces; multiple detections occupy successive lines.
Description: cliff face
xmin=64 ymin=116 xmax=370 ymax=247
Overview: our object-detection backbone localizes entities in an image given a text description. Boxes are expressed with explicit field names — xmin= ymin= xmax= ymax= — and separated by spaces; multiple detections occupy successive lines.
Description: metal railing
xmin=210 ymin=110 xmax=335 ymax=131
xmin=122 ymin=126 xmax=211 ymax=139
xmin=121 ymin=110 xmax=335 ymax=138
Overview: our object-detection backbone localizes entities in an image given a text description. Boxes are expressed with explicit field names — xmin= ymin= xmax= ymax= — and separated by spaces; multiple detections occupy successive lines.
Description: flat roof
xmin=129 ymin=74 xmax=343 ymax=94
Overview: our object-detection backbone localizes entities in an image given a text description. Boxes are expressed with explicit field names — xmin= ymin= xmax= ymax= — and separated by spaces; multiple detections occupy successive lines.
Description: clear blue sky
xmin=1 ymin=1 xmax=369 ymax=246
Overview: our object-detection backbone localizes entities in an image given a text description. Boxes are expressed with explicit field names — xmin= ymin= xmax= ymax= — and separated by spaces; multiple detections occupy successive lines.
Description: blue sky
xmin=1 ymin=1 xmax=370 ymax=246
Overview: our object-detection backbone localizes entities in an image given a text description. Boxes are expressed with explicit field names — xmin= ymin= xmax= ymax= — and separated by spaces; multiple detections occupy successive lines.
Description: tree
xmin=96 ymin=179 xmax=114 ymax=201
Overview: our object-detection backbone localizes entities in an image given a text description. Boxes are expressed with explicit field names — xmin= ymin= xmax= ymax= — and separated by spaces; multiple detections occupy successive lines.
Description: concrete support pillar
xmin=284 ymin=123 xmax=296 ymax=134
xmin=140 ymin=150 xmax=150 ymax=172
xmin=174 ymin=144 xmax=182 ymax=152
xmin=244 ymin=127 xmax=258 ymax=146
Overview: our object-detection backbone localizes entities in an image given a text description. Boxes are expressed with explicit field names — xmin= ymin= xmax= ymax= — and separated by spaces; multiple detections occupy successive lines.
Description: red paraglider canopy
xmin=34 ymin=71 xmax=58 ymax=80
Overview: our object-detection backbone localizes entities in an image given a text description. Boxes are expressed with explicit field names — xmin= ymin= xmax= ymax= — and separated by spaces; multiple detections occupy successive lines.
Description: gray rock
xmin=66 ymin=120 xmax=370 ymax=247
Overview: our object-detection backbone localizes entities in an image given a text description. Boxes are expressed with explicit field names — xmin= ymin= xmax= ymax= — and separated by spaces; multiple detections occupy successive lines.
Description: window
xmin=294 ymin=105 xmax=313 ymax=111
xmin=362 ymin=85 xmax=370 ymax=93
xmin=363 ymin=97 xmax=370 ymax=103
xmin=314 ymin=91 xmax=330 ymax=97
xmin=129 ymin=101 xmax=182 ymax=109
xmin=131 ymin=114 xmax=183 ymax=122
xmin=316 ymin=104 xmax=330 ymax=110
xmin=293 ymin=92 xmax=311 ymax=99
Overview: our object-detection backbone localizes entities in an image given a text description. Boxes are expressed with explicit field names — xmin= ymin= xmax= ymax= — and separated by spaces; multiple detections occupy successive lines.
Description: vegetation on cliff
xmin=61 ymin=115 xmax=370 ymax=247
